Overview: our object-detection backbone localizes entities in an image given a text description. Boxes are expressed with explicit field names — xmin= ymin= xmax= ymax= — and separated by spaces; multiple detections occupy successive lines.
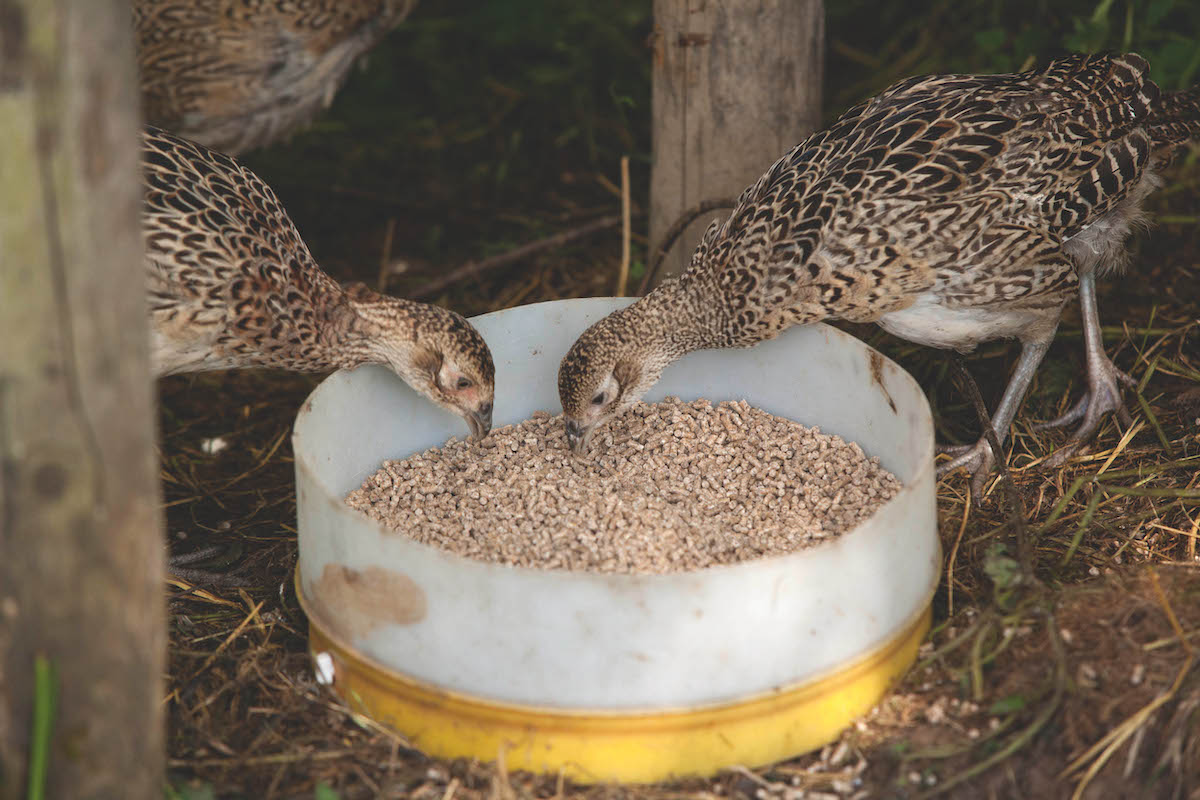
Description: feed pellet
xmin=346 ymin=397 xmax=901 ymax=574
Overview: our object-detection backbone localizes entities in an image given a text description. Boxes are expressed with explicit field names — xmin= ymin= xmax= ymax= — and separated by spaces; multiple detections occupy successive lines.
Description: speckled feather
xmin=142 ymin=126 xmax=494 ymax=431
xmin=135 ymin=0 xmax=417 ymax=154
xmin=560 ymin=54 xmax=1199 ymax=450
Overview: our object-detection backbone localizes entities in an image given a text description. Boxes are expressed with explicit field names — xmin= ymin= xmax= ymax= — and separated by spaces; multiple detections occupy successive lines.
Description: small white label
xmin=314 ymin=651 xmax=335 ymax=685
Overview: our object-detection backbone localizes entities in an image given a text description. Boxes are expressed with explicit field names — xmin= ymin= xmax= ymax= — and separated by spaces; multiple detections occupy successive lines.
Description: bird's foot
xmin=1036 ymin=362 xmax=1135 ymax=431
xmin=168 ymin=544 xmax=228 ymax=568
xmin=167 ymin=541 xmax=246 ymax=587
xmin=937 ymin=438 xmax=996 ymax=497
xmin=1039 ymin=359 xmax=1134 ymax=468
xmin=1033 ymin=393 xmax=1089 ymax=430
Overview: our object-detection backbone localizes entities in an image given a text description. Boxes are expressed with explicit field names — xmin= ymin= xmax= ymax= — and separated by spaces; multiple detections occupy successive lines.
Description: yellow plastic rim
xmin=297 ymin=571 xmax=930 ymax=784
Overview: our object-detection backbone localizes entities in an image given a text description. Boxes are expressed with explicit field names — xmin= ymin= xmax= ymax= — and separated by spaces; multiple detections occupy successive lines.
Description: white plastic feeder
xmin=293 ymin=297 xmax=938 ymax=783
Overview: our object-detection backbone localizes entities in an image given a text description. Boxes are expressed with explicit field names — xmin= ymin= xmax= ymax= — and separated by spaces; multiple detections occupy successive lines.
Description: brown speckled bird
xmin=143 ymin=126 xmax=494 ymax=438
xmin=135 ymin=0 xmax=417 ymax=154
xmin=559 ymin=53 xmax=1200 ymax=490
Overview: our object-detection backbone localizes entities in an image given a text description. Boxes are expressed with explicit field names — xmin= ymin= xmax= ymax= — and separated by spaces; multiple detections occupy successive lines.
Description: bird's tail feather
xmin=1147 ymin=85 xmax=1200 ymax=150
xmin=1031 ymin=53 xmax=1160 ymax=136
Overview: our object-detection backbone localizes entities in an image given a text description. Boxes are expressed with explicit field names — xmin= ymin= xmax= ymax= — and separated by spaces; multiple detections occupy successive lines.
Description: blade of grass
xmin=1040 ymin=475 xmax=1091 ymax=532
xmin=1097 ymin=485 xmax=1200 ymax=499
xmin=1095 ymin=420 xmax=1144 ymax=476
xmin=1135 ymin=332 xmax=1157 ymax=381
xmin=1134 ymin=392 xmax=1174 ymax=457
xmin=1090 ymin=455 xmax=1200 ymax=480
xmin=26 ymin=654 xmax=56 ymax=800
xmin=1061 ymin=492 xmax=1103 ymax=567
xmin=1155 ymin=358 xmax=1200 ymax=383
xmin=969 ymin=619 xmax=993 ymax=702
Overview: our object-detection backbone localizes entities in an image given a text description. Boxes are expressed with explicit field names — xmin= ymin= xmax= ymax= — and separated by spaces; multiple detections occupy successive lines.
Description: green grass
xmin=26 ymin=655 xmax=56 ymax=800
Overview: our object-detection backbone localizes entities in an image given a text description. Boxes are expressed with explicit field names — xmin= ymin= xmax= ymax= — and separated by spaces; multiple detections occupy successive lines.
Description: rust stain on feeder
xmin=869 ymin=351 xmax=898 ymax=414
xmin=311 ymin=563 xmax=427 ymax=638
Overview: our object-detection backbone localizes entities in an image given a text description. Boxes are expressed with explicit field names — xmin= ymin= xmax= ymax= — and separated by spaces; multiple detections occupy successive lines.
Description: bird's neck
xmin=315 ymin=287 xmax=415 ymax=372
xmin=623 ymin=272 xmax=731 ymax=360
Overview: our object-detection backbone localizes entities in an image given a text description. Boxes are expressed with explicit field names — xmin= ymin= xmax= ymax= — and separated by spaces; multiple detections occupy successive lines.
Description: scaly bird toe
xmin=1041 ymin=356 xmax=1133 ymax=466
xmin=936 ymin=441 xmax=976 ymax=457
xmin=1041 ymin=391 xmax=1129 ymax=467
xmin=1034 ymin=393 xmax=1090 ymax=430
xmin=937 ymin=440 xmax=996 ymax=497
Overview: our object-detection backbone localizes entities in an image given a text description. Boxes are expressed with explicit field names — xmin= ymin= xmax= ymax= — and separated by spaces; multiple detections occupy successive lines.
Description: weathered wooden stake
xmin=0 ymin=0 xmax=164 ymax=798
xmin=649 ymin=0 xmax=824 ymax=285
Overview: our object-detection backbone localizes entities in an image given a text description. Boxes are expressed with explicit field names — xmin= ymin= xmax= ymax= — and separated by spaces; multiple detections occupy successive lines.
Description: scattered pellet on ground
xmin=346 ymin=397 xmax=901 ymax=574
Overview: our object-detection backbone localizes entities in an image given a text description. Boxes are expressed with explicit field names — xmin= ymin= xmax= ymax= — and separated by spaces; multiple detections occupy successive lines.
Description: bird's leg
xmin=937 ymin=339 xmax=1051 ymax=494
xmin=1039 ymin=271 xmax=1134 ymax=466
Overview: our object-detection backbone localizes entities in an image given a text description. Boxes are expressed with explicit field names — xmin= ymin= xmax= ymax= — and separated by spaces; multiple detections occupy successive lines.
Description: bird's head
xmin=345 ymin=284 xmax=495 ymax=439
xmin=557 ymin=307 xmax=673 ymax=453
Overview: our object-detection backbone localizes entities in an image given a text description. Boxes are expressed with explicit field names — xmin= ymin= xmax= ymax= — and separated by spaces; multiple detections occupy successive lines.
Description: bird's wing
xmin=685 ymin=53 xmax=1158 ymax=341
xmin=142 ymin=127 xmax=335 ymax=373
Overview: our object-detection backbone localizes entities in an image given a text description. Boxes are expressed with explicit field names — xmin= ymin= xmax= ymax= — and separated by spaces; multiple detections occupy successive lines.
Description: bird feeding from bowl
xmin=557 ymin=52 xmax=1200 ymax=494
xmin=140 ymin=126 xmax=496 ymax=440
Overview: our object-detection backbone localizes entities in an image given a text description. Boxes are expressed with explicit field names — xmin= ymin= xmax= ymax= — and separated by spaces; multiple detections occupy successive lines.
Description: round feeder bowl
xmin=293 ymin=297 xmax=939 ymax=783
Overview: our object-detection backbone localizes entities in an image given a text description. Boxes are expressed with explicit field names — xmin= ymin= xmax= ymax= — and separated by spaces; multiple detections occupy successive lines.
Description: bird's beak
xmin=565 ymin=418 xmax=591 ymax=454
xmin=466 ymin=405 xmax=492 ymax=440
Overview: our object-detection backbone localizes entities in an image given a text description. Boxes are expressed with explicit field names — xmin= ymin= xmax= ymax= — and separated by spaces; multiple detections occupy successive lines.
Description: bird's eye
xmin=456 ymin=377 xmax=472 ymax=390
xmin=591 ymin=392 xmax=606 ymax=406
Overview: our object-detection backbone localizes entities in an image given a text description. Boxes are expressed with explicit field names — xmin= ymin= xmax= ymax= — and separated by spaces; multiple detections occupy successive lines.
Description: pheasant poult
xmin=143 ymin=126 xmax=494 ymax=439
xmin=558 ymin=54 xmax=1200 ymax=489
xmin=135 ymin=0 xmax=417 ymax=154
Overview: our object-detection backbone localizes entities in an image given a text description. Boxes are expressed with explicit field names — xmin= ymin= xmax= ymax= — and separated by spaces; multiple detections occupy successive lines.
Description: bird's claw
xmin=1112 ymin=365 xmax=1137 ymax=389
xmin=937 ymin=439 xmax=996 ymax=497
xmin=1039 ymin=357 xmax=1132 ymax=467
xmin=1038 ymin=359 xmax=1134 ymax=428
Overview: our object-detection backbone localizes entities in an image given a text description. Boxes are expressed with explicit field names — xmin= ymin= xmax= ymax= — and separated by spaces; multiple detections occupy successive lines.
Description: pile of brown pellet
xmin=346 ymin=398 xmax=901 ymax=574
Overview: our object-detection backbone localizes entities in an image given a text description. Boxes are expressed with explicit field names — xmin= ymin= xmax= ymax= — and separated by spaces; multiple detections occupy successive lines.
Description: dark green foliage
xmin=249 ymin=0 xmax=650 ymax=203
xmin=826 ymin=0 xmax=1200 ymax=116
xmin=241 ymin=0 xmax=650 ymax=270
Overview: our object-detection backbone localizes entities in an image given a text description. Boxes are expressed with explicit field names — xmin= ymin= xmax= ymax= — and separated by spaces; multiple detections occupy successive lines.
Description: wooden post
xmin=649 ymin=0 xmax=824 ymax=285
xmin=0 ymin=1 xmax=164 ymax=798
